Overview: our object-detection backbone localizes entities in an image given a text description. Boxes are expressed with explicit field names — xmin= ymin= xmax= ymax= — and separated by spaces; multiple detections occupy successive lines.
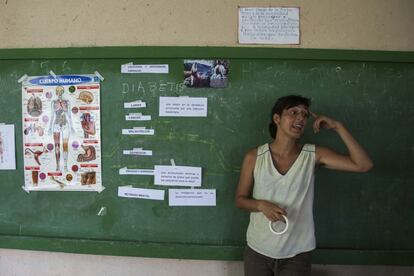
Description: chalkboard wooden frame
xmin=0 ymin=46 xmax=413 ymax=62
xmin=0 ymin=46 xmax=413 ymax=265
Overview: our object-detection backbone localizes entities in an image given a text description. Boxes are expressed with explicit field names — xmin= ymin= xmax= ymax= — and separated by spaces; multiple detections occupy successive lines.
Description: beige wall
xmin=0 ymin=0 xmax=413 ymax=51
xmin=0 ymin=1 xmax=413 ymax=275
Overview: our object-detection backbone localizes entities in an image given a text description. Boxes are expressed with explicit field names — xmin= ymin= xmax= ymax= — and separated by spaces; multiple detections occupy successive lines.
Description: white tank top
xmin=246 ymin=143 xmax=316 ymax=258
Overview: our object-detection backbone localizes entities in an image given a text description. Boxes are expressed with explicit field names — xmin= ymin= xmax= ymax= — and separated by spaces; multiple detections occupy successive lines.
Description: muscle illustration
xmin=53 ymin=132 xmax=61 ymax=170
xmin=81 ymin=171 xmax=96 ymax=185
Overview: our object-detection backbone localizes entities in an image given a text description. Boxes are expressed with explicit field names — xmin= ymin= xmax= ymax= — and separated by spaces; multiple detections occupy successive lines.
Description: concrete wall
xmin=0 ymin=0 xmax=413 ymax=275
xmin=1 ymin=0 xmax=413 ymax=50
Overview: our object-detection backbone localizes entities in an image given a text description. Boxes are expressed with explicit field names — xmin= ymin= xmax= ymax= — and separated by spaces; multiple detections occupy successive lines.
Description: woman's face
xmin=274 ymin=104 xmax=309 ymax=139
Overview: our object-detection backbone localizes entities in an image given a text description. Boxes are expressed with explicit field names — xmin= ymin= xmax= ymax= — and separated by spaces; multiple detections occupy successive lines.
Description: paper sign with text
xmin=239 ymin=7 xmax=300 ymax=44
xmin=121 ymin=64 xmax=169 ymax=74
xmin=118 ymin=186 xmax=165 ymax=200
xmin=159 ymin=97 xmax=207 ymax=117
xmin=154 ymin=165 xmax=202 ymax=187
xmin=169 ymin=189 xmax=216 ymax=206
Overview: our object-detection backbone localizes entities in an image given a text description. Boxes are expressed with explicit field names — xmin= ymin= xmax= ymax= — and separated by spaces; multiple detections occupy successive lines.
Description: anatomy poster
xmin=22 ymin=75 xmax=103 ymax=192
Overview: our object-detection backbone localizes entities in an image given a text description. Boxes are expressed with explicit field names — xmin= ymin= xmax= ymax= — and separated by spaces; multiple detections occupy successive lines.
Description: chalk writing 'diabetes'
xmin=121 ymin=81 xmax=185 ymax=95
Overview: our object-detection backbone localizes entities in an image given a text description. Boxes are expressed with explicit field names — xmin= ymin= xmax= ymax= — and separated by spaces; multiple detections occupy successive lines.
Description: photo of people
xmin=184 ymin=59 xmax=229 ymax=88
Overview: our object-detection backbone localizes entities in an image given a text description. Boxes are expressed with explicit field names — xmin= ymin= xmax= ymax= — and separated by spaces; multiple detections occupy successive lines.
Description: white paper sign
xmin=239 ymin=7 xmax=300 ymax=44
xmin=159 ymin=97 xmax=207 ymax=117
xmin=119 ymin=167 xmax=155 ymax=175
xmin=154 ymin=165 xmax=202 ymax=187
xmin=123 ymin=148 xmax=153 ymax=156
xmin=118 ymin=186 xmax=165 ymax=200
xmin=169 ymin=189 xmax=216 ymax=206
xmin=124 ymin=101 xmax=146 ymax=108
xmin=121 ymin=64 xmax=169 ymax=74
xmin=125 ymin=113 xmax=151 ymax=121
xmin=0 ymin=124 xmax=16 ymax=170
xmin=122 ymin=128 xmax=155 ymax=135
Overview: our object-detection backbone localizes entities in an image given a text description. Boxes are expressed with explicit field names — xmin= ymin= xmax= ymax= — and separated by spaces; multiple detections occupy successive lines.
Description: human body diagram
xmin=22 ymin=74 xmax=102 ymax=191
xmin=48 ymin=86 xmax=75 ymax=172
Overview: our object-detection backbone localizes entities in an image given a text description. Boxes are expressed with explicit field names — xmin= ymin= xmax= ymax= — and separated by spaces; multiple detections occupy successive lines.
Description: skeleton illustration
xmin=48 ymin=86 xmax=75 ymax=172
xmin=50 ymin=175 xmax=65 ymax=188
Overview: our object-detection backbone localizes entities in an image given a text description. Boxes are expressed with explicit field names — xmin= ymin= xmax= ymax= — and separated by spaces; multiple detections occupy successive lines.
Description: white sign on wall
xmin=239 ymin=7 xmax=300 ymax=44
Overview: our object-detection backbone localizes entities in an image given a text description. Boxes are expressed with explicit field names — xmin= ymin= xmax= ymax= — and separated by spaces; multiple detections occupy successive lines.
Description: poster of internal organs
xmin=22 ymin=74 xmax=103 ymax=192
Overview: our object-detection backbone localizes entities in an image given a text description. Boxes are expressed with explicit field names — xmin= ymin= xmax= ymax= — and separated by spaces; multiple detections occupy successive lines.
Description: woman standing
xmin=235 ymin=95 xmax=373 ymax=276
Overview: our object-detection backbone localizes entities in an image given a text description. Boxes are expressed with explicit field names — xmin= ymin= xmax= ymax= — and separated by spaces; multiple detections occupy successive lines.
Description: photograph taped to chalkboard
xmin=21 ymin=74 xmax=103 ymax=192
xmin=184 ymin=59 xmax=229 ymax=88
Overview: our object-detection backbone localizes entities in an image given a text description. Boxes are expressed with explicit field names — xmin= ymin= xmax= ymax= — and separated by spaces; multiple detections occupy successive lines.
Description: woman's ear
xmin=273 ymin=113 xmax=281 ymax=126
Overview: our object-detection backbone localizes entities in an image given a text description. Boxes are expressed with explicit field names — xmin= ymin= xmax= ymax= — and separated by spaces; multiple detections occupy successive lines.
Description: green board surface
xmin=0 ymin=47 xmax=413 ymax=265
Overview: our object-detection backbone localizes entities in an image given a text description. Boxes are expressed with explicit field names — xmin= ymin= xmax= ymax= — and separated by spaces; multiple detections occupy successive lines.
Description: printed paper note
xmin=119 ymin=167 xmax=155 ymax=175
xmin=125 ymin=113 xmax=151 ymax=121
xmin=159 ymin=97 xmax=207 ymax=117
xmin=124 ymin=100 xmax=146 ymax=108
xmin=122 ymin=128 xmax=155 ymax=135
xmin=239 ymin=7 xmax=300 ymax=44
xmin=121 ymin=64 xmax=169 ymax=74
xmin=118 ymin=186 xmax=165 ymax=200
xmin=123 ymin=148 xmax=153 ymax=156
xmin=154 ymin=165 xmax=202 ymax=187
xmin=169 ymin=189 xmax=216 ymax=206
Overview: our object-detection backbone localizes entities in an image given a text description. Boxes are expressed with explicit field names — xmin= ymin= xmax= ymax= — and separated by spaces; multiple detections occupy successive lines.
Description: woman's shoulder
xmin=245 ymin=143 xmax=269 ymax=157
xmin=245 ymin=147 xmax=258 ymax=160
xmin=302 ymin=143 xmax=316 ymax=152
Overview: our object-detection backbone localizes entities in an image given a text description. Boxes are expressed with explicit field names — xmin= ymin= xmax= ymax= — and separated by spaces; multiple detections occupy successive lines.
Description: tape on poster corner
xmin=95 ymin=71 xmax=104 ymax=81
xmin=18 ymin=74 xmax=28 ymax=83
xmin=49 ymin=70 xmax=57 ymax=79
xmin=21 ymin=186 xmax=30 ymax=194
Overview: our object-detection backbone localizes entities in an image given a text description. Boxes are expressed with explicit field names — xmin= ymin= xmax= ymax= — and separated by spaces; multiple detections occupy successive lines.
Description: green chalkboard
xmin=0 ymin=47 xmax=413 ymax=265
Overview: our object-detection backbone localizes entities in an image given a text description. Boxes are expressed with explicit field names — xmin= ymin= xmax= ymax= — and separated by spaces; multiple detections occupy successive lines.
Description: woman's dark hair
xmin=268 ymin=95 xmax=311 ymax=138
